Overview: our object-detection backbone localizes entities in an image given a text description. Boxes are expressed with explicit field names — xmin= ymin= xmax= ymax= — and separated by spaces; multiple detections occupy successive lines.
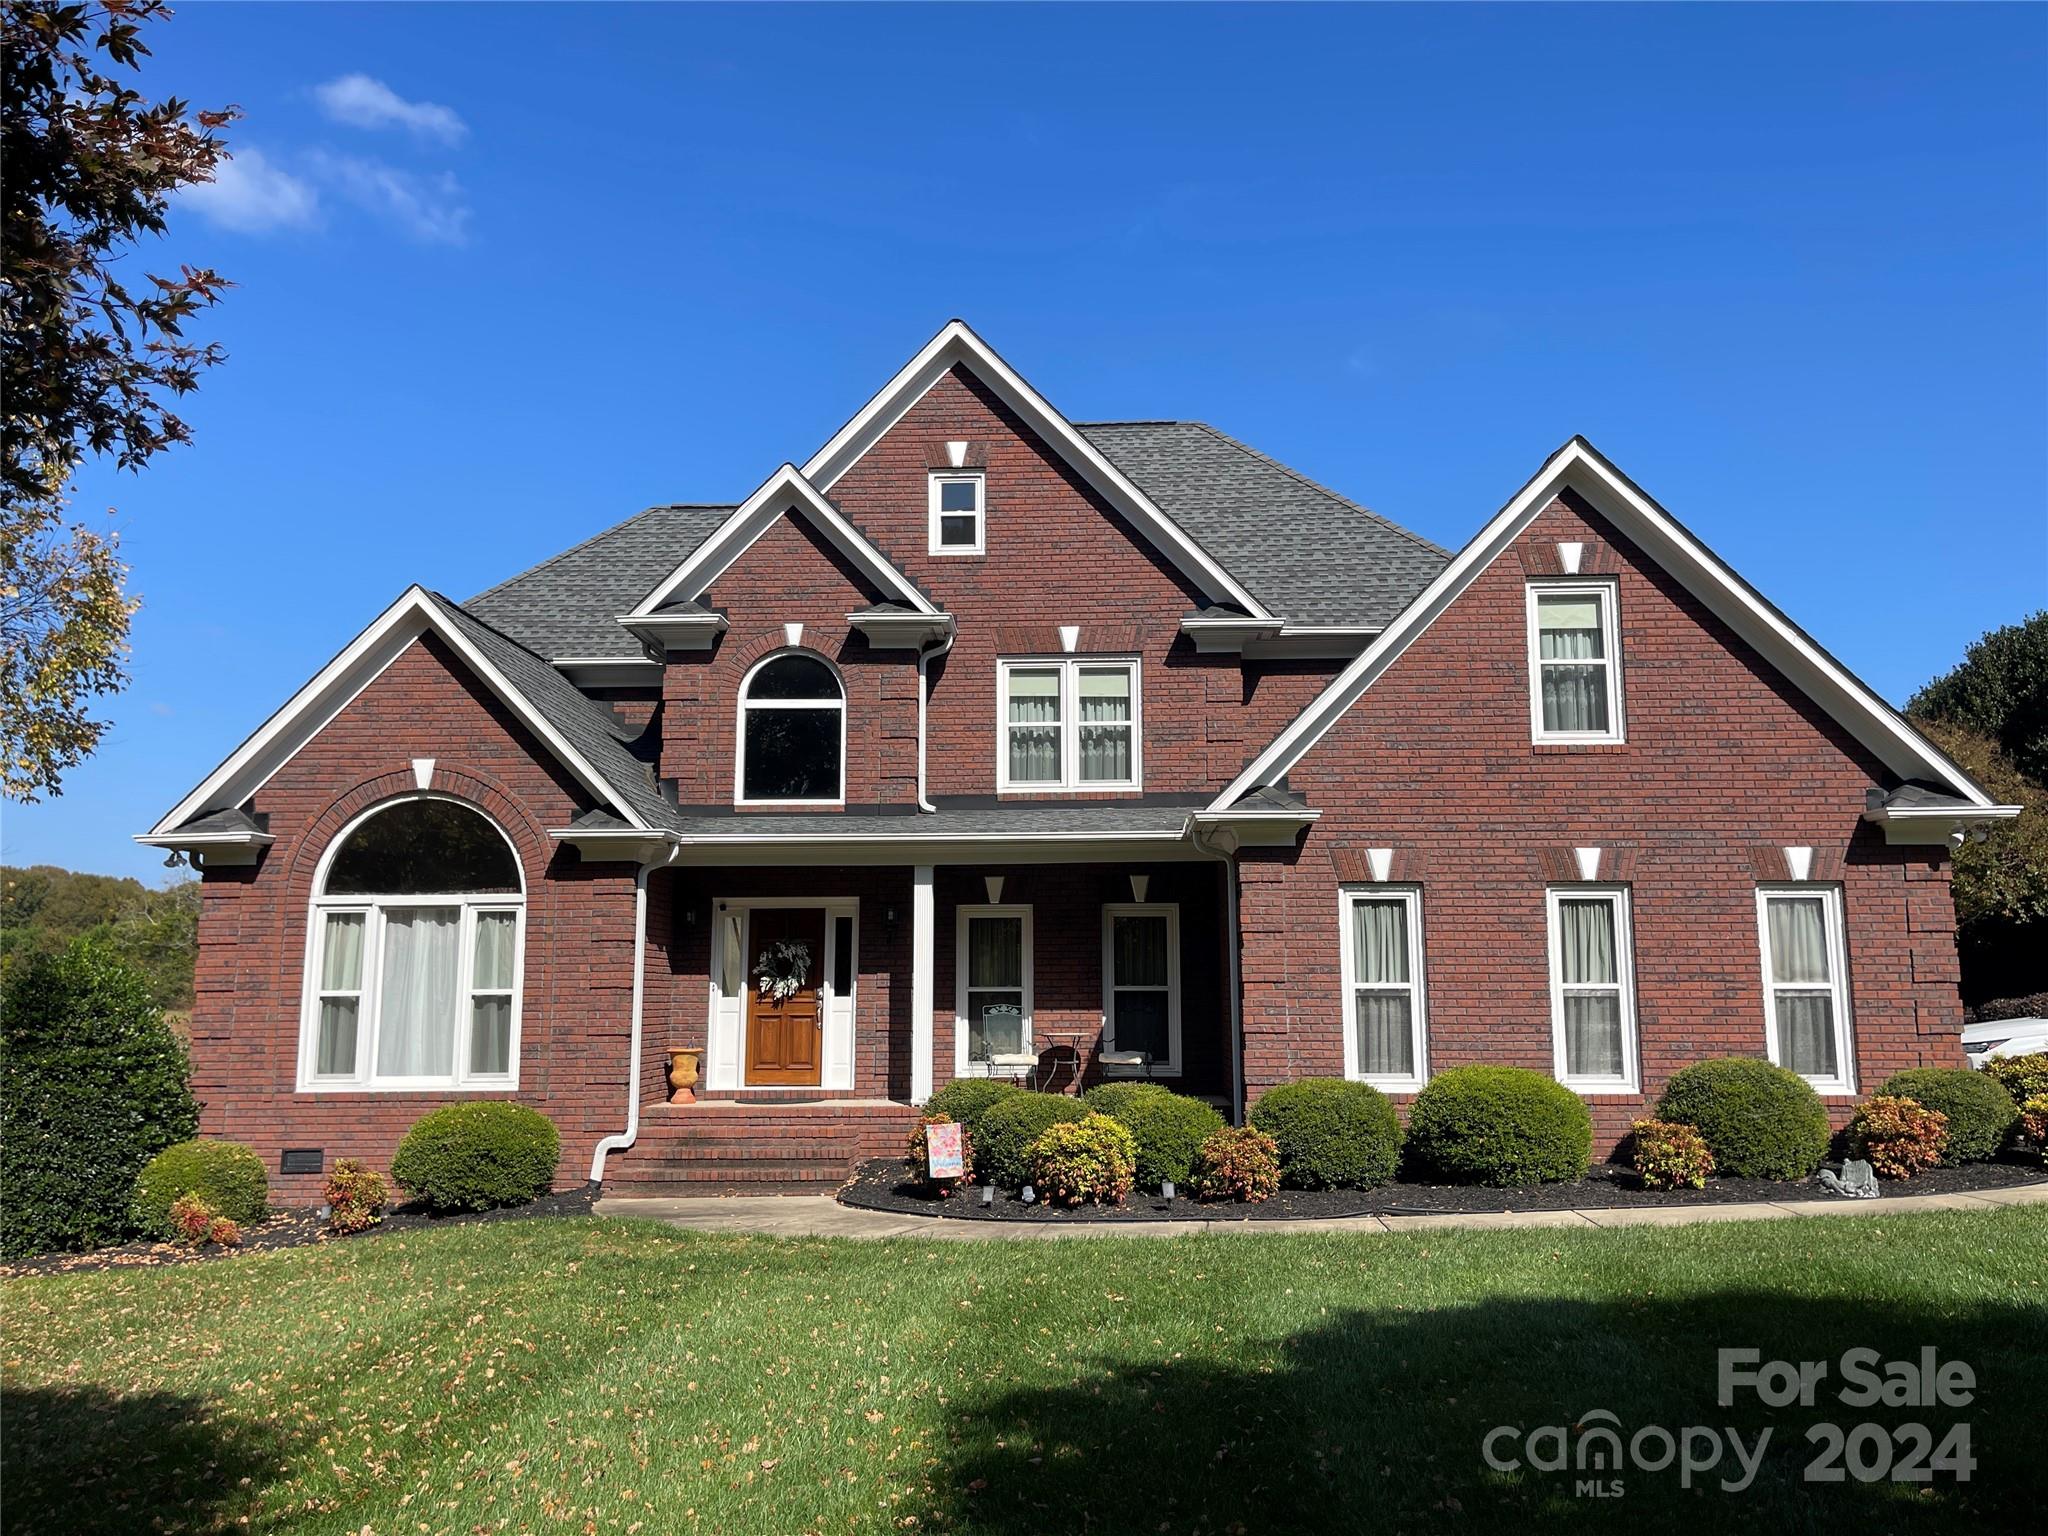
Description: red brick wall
xmin=190 ymin=635 xmax=648 ymax=1199
xmin=1241 ymin=490 xmax=1964 ymax=1151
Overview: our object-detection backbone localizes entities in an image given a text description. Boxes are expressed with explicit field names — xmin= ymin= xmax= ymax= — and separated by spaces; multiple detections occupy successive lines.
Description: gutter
xmin=588 ymin=836 xmax=682 ymax=1183
xmin=915 ymin=629 xmax=958 ymax=813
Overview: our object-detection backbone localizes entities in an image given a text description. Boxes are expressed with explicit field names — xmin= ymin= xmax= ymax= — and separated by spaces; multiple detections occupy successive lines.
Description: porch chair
xmin=1097 ymin=1048 xmax=1155 ymax=1080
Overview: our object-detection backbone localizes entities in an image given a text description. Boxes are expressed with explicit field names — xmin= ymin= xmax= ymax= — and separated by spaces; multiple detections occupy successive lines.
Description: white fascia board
xmin=548 ymin=827 xmax=681 ymax=862
xmin=651 ymin=827 xmax=1205 ymax=868
xmin=1863 ymin=802 xmax=2023 ymax=846
xmin=1213 ymin=439 xmax=2001 ymax=812
xmin=800 ymin=320 xmax=1273 ymax=620
xmin=553 ymin=656 xmax=663 ymax=687
xmin=848 ymin=608 xmax=956 ymax=649
xmin=146 ymin=586 xmax=652 ymax=836
xmin=630 ymin=464 xmax=935 ymax=618
xmin=616 ymin=610 xmax=728 ymax=651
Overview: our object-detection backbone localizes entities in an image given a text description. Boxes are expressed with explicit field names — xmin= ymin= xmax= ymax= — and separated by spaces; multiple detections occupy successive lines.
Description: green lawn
xmin=4 ymin=1208 xmax=2044 ymax=1535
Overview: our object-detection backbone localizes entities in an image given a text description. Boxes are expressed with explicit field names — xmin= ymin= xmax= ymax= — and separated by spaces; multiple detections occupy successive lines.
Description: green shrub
xmin=924 ymin=1078 xmax=1024 ymax=1143
xmin=1246 ymin=1078 xmax=1402 ymax=1190
xmin=974 ymin=1093 xmax=1086 ymax=1188
xmin=1081 ymin=1083 xmax=1225 ymax=1189
xmin=1875 ymin=1068 xmax=2017 ymax=1162
xmin=132 ymin=1139 xmax=268 ymax=1238
xmin=1655 ymin=1057 xmax=1830 ymax=1180
xmin=323 ymin=1159 xmax=387 ymax=1234
xmin=1026 ymin=1114 xmax=1137 ymax=1207
xmin=1850 ymin=1096 xmax=1949 ymax=1179
xmin=1984 ymin=1052 xmax=2048 ymax=1108
xmin=1407 ymin=1066 xmax=1592 ymax=1186
xmin=2019 ymin=1094 xmax=2048 ymax=1155
xmin=1976 ymin=991 xmax=2048 ymax=1024
xmin=0 ymin=939 xmax=199 ymax=1257
xmin=1192 ymin=1126 xmax=1281 ymax=1203
xmin=1629 ymin=1118 xmax=1715 ymax=1191
xmin=389 ymin=1102 xmax=560 ymax=1212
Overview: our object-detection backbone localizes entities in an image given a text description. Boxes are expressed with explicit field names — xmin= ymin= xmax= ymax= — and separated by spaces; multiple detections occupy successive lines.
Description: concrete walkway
xmin=594 ymin=1179 xmax=2048 ymax=1240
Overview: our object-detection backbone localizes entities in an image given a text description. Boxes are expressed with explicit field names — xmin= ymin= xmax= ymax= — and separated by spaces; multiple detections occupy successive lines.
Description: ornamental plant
xmin=906 ymin=1113 xmax=974 ymax=1196
xmin=132 ymin=1138 xmax=268 ymax=1239
xmin=1192 ymin=1125 xmax=1281 ymax=1203
xmin=1850 ymin=1096 xmax=1950 ymax=1180
xmin=2017 ymin=1094 xmax=2048 ymax=1157
xmin=975 ymin=1093 xmax=1087 ymax=1188
xmin=1655 ymin=1057 xmax=1830 ymax=1180
xmin=1026 ymin=1113 xmax=1137 ymax=1207
xmin=169 ymin=1191 xmax=216 ymax=1245
xmin=1875 ymin=1068 xmax=2017 ymax=1162
xmin=1629 ymin=1118 xmax=1715 ymax=1191
xmin=207 ymin=1215 xmax=243 ymax=1247
xmin=923 ymin=1079 xmax=1024 ymax=1145
xmin=1407 ymin=1066 xmax=1592 ymax=1186
xmin=390 ymin=1102 xmax=560 ymax=1212
xmin=1984 ymin=1052 xmax=2048 ymax=1109
xmin=1081 ymin=1083 xmax=1226 ymax=1189
xmin=323 ymin=1159 xmax=388 ymax=1234
xmin=1245 ymin=1078 xmax=1402 ymax=1189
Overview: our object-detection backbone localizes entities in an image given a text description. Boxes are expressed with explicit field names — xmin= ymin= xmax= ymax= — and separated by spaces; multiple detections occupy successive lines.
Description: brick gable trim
xmin=1215 ymin=436 xmax=2001 ymax=817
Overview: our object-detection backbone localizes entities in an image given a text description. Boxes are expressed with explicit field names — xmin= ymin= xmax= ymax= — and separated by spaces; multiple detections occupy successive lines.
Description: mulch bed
xmin=837 ymin=1154 xmax=2048 ymax=1224
xmin=0 ymin=1185 xmax=598 ymax=1278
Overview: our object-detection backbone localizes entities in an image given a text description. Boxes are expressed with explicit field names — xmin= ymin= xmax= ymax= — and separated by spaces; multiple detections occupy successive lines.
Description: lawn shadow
xmin=933 ymin=1290 xmax=2045 ymax=1535
xmin=1 ymin=1384 xmax=285 ymax=1535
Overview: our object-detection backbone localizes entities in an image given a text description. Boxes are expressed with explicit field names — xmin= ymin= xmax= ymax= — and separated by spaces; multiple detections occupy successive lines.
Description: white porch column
xmin=910 ymin=864 xmax=935 ymax=1104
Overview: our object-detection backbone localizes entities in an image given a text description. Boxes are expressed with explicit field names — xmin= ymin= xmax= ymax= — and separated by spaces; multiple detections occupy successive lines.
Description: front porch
xmin=603 ymin=857 xmax=1233 ymax=1190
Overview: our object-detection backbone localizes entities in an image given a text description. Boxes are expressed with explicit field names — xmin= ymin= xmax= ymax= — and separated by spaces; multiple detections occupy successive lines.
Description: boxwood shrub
xmin=132 ymin=1139 xmax=269 ymax=1238
xmin=1875 ymin=1068 xmax=2017 ymax=1163
xmin=974 ymin=1093 xmax=1086 ymax=1188
xmin=923 ymin=1078 xmax=1024 ymax=1143
xmin=1655 ymin=1057 xmax=1829 ymax=1180
xmin=1081 ymin=1083 xmax=1225 ymax=1188
xmin=390 ymin=1102 xmax=560 ymax=1212
xmin=1407 ymin=1066 xmax=1592 ymax=1186
xmin=1247 ymin=1077 xmax=1402 ymax=1190
xmin=0 ymin=940 xmax=199 ymax=1257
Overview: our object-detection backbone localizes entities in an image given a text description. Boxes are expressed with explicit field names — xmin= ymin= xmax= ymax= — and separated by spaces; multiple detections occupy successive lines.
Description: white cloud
xmin=314 ymin=74 xmax=467 ymax=144
xmin=307 ymin=151 xmax=471 ymax=244
xmin=181 ymin=146 xmax=320 ymax=233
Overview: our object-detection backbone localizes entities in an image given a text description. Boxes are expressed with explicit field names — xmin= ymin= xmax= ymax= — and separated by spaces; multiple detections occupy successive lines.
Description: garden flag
xmin=926 ymin=1121 xmax=965 ymax=1180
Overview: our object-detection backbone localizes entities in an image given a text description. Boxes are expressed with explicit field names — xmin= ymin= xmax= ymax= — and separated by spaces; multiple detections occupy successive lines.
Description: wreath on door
xmin=753 ymin=938 xmax=812 ymax=1001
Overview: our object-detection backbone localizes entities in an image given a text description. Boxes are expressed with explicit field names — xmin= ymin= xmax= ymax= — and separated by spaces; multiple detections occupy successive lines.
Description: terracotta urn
xmin=666 ymin=1047 xmax=700 ymax=1103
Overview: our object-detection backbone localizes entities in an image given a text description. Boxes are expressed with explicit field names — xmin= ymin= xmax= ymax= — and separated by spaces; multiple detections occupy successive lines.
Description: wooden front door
xmin=744 ymin=907 xmax=825 ymax=1086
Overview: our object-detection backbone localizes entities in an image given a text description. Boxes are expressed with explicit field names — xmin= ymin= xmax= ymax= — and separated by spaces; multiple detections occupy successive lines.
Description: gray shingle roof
xmin=466 ymin=504 xmax=733 ymax=660
xmin=1080 ymin=421 xmax=1448 ymax=625
xmin=433 ymin=595 xmax=674 ymax=829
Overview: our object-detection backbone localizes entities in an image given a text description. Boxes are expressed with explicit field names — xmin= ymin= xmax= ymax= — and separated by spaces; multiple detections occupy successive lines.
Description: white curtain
xmin=967 ymin=916 xmax=1024 ymax=1061
xmin=472 ymin=911 xmax=516 ymax=988
xmin=1078 ymin=670 xmax=1132 ymax=782
xmin=1352 ymin=900 xmax=1412 ymax=1076
xmin=1558 ymin=899 xmax=1623 ymax=1077
xmin=469 ymin=911 xmax=516 ymax=1076
xmin=1769 ymin=898 xmax=1837 ymax=1074
xmin=1007 ymin=672 xmax=1060 ymax=782
xmin=1539 ymin=597 xmax=1607 ymax=732
xmin=375 ymin=907 xmax=461 ymax=1077
xmin=316 ymin=913 xmax=365 ymax=1075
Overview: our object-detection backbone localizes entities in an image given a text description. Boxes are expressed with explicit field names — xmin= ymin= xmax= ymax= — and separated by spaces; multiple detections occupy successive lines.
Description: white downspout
xmin=915 ymin=630 xmax=956 ymax=813
xmin=589 ymin=839 xmax=680 ymax=1183
xmin=1191 ymin=825 xmax=1246 ymax=1124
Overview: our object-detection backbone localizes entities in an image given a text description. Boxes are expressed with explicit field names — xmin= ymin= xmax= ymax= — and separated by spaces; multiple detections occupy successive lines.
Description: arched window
xmin=300 ymin=796 xmax=525 ymax=1090
xmin=737 ymin=652 xmax=845 ymax=805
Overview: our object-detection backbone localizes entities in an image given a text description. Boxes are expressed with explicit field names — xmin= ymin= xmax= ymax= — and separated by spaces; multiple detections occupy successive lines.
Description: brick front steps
xmin=600 ymin=1099 xmax=921 ymax=1195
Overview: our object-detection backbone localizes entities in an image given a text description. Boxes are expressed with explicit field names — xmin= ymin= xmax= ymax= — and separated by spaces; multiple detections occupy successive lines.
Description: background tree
xmin=2 ymin=0 xmax=235 ymax=800
xmin=1 ymin=862 xmax=199 ymax=1012
xmin=1909 ymin=611 xmax=2048 ymax=784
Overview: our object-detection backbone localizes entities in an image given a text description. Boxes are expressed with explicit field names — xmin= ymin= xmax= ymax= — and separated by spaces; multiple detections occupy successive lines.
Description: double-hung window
xmin=1102 ymin=904 xmax=1181 ymax=1075
xmin=956 ymin=906 xmax=1032 ymax=1075
xmin=998 ymin=658 xmax=1140 ymax=790
xmin=1340 ymin=888 xmax=1426 ymax=1090
xmin=301 ymin=797 xmax=525 ymax=1091
xmin=929 ymin=471 xmax=985 ymax=555
xmin=1546 ymin=886 xmax=1638 ymax=1092
xmin=1757 ymin=886 xmax=1855 ymax=1093
xmin=1528 ymin=583 xmax=1623 ymax=742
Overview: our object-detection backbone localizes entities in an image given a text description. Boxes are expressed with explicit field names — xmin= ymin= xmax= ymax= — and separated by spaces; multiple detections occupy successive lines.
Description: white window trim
xmin=733 ymin=649 xmax=847 ymax=808
xmin=1100 ymin=902 xmax=1182 ymax=1077
xmin=1526 ymin=580 xmax=1625 ymax=745
xmin=1545 ymin=884 xmax=1640 ymax=1094
xmin=927 ymin=470 xmax=986 ymax=556
xmin=1338 ymin=886 xmax=1427 ymax=1092
xmin=1755 ymin=884 xmax=1857 ymax=1095
xmin=953 ymin=904 xmax=1034 ymax=1079
xmin=296 ymin=794 xmax=526 ymax=1093
xmin=995 ymin=656 xmax=1143 ymax=792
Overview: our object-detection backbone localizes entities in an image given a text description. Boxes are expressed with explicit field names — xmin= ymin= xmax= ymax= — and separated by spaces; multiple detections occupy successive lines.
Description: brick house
xmin=140 ymin=321 xmax=2018 ymax=1196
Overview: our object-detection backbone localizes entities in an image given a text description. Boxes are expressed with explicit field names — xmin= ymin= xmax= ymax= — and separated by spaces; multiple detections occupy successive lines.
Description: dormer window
xmin=929 ymin=471 xmax=985 ymax=556
xmin=1527 ymin=583 xmax=1623 ymax=743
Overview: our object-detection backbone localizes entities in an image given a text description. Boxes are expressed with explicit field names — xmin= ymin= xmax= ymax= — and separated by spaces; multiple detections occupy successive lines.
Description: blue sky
xmin=9 ymin=2 xmax=2045 ymax=880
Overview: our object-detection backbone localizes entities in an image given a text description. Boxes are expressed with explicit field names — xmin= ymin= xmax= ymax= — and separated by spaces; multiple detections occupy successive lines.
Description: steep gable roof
xmin=1215 ymin=436 xmax=2007 ymax=813
xmin=1080 ymin=421 xmax=1448 ymax=627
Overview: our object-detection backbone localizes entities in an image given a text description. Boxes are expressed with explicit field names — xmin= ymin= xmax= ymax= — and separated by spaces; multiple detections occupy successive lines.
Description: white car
xmin=1961 ymin=1017 xmax=2048 ymax=1067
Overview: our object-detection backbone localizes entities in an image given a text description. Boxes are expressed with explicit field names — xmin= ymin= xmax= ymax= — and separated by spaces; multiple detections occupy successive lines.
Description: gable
xmin=1219 ymin=438 xmax=2005 ymax=814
